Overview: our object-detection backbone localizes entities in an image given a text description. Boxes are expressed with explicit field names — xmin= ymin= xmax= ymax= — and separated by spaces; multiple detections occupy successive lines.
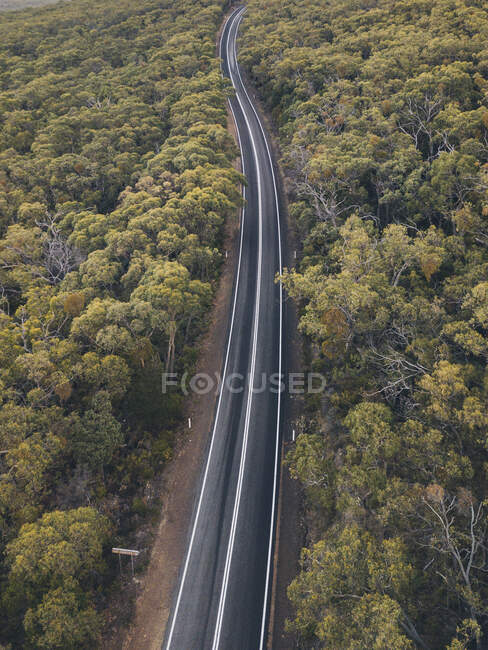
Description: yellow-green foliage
xmin=0 ymin=0 xmax=242 ymax=646
xmin=241 ymin=0 xmax=488 ymax=647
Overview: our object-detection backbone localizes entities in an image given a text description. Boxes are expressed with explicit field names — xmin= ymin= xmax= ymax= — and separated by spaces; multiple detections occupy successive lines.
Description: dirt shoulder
xmin=114 ymin=14 xmax=242 ymax=649
xmin=235 ymin=52 xmax=304 ymax=650
xmin=119 ymin=208 xmax=239 ymax=650
xmin=115 ymin=7 xmax=303 ymax=649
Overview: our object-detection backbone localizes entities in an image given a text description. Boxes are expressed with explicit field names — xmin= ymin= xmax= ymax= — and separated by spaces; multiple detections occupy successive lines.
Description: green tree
xmin=70 ymin=392 xmax=122 ymax=471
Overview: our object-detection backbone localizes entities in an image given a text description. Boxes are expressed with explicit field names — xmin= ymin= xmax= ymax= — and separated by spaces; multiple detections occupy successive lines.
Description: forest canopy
xmin=0 ymin=0 xmax=240 ymax=646
xmin=240 ymin=0 xmax=488 ymax=648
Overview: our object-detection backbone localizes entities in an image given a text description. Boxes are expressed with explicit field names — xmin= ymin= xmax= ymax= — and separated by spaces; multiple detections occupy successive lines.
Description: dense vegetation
xmin=0 ymin=0 xmax=241 ymax=646
xmin=240 ymin=0 xmax=488 ymax=647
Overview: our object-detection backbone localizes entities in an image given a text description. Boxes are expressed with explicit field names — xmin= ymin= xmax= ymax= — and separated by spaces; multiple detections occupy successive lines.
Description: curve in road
xmin=163 ymin=7 xmax=284 ymax=649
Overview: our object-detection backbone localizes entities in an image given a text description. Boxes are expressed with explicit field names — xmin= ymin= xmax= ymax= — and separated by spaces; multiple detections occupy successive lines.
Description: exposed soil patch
xmin=0 ymin=0 xmax=67 ymax=11
xmin=111 ymin=14 xmax=243 ymax=645
xmin=116 ymin=207 xmax=240 ymax=650
xmin=111 ymin=7 xmax=303 ymax=649
xmin=234 ymin=47 xmax=304 ymax=650
xmin=269 ymin=326 xmax=304 ymax=650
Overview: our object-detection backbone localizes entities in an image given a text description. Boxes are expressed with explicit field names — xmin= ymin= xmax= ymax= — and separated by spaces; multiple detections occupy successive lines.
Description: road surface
xmin=163 ymin=6 xmax=284 ymax=650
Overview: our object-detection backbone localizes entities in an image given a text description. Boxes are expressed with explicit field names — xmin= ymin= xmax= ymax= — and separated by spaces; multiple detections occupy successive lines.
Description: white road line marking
xmin=164 ymin=9 xmax=248 ymax=648
xmin=212 ymin=8 xmax=264 ymax=649
xmin=230 ymin=12 xmax=285 ymax=650
xmin=167 ymin=5 xmax=284 ymax=646
xmin=212 ymin=8 xmax=284 ymax=649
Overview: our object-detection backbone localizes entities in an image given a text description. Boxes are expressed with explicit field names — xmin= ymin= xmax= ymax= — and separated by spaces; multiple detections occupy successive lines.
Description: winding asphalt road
xmin=163 ymin=6 xmax=284 ymax=650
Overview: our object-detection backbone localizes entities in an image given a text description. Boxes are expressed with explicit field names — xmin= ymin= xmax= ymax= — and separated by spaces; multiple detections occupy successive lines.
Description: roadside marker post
xmin=188 ymin=418 xmax=192 ymax=429
xmin=112 ymin=548 xmax=140 ymax=577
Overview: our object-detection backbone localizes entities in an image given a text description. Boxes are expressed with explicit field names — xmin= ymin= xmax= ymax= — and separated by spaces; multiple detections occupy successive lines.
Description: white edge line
xmin=164 ymin=7 xmax=248 ymax=648
xmin=212 ymin=7 xmax=264 ymax=648
xmin=213 ymin=8 xmax=284 ymax=649
xmin=230 ymin=12 xmax=284 ymax=650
